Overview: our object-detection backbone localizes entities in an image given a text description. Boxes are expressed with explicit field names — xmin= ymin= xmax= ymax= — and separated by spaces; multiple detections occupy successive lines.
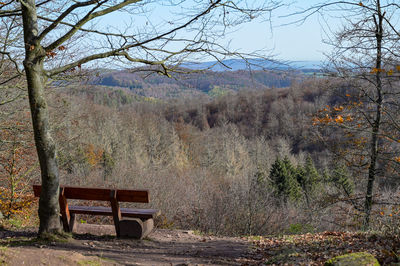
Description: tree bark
xmin=363 ymin=0 xmax=383 ymax=230
xmin=21 ymin=0 xmax=61 ymax=234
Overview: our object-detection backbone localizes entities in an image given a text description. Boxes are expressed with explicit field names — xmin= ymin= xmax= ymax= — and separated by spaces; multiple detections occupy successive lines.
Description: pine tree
xmin=329 ymin=162 xmax=354 ymax=197
xmin=269 ymin=157 xmax=302 ymax=202
xmin=269 ymin=157 xmax=286 ymax=197
xmin=296 ymin=155 xmax=320 ymax=207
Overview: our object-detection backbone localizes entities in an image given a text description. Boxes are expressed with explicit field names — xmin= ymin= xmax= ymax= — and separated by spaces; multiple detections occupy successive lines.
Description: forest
xmin=1 ymin=66 xmax=399 ymax=237
xmin=0 ymin=2 xmax=399 ymax=263
xmin=93 ymin=67 xmax=316 ymax=98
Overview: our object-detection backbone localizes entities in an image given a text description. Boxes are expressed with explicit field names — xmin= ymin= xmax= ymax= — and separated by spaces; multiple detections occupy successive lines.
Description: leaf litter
xmin=248 ymin=231 xmax=400 ymax=265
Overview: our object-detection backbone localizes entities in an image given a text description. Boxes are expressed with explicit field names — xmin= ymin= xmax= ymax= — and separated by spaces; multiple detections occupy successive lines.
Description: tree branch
xmin=45 ymin=0 xmax=143 ymax=51
xmin=37 ymin=0 xmax=101 ymax=42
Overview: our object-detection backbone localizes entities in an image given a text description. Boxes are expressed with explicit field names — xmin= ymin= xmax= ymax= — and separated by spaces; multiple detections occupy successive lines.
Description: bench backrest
xmin=33 ymin=185 xmax=150 ymax=203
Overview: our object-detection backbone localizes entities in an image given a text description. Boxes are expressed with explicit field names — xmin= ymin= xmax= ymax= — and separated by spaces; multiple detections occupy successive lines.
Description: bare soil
xmin=0 ymin=224 xmax=257 ymax=265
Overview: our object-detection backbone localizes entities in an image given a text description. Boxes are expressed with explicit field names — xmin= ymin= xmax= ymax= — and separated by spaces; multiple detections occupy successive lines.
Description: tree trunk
xmin=363 ymin=1 xmax=383 ymax=230
xmin=21 ymin=0 xmax=61 ymax=234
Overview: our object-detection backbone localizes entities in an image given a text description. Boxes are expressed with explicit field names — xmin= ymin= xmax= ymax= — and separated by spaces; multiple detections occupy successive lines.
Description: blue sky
xmin=101 ymin=1 xmax=335 ymax=62
xmin=224 ymin=2 xmax=332 ymax=61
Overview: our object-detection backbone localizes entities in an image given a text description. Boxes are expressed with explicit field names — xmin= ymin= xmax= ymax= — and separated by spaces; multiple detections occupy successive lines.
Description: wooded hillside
xmin=91 ymin=68 xmax=305 ymax=98
xmin=2 ymin=69 xmax=399 ymax=236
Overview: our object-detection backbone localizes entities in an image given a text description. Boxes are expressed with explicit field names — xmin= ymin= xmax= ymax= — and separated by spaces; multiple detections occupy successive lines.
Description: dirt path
xmin=0 ymin=225 xmax=256 ymax=265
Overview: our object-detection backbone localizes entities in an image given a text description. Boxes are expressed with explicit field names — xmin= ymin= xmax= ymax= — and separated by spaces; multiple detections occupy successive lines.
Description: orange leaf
xmin=335 ymin=115 xmax=344 ymax=123
xmin=46 ymin=51 xmax=57 ymax=58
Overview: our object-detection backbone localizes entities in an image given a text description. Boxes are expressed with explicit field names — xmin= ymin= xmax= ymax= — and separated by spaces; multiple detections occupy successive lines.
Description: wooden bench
xmin=33 ymin=185 xmax=160 ymax=239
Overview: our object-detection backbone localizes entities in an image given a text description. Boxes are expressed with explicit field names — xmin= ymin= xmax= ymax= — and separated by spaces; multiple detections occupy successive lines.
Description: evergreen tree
xmin=269 ymin=157 xmax=286 ymax=197
xmin=329 ymin=162 xmax=354 ymax=197
xmin=296 ymin=155 xmax=320 ymax=207
xmin=269 ymin=157 xmax=302 ymax=202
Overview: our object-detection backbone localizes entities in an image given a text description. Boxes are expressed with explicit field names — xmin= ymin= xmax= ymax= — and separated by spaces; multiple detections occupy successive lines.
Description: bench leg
xmin=69 ymin=213 xmax=76 ymax=232
xmin=119 ymin=218 xmax=154 ymax=239
xmin=59 ymin=213 xmax=75 ymax=233
xmin=59 ymin=187 xmax=72 ymax=232
xmin=110 ymin=190 xmax=121 ymax=237
xmin=60 ymin=214 xmax=71 ymax=232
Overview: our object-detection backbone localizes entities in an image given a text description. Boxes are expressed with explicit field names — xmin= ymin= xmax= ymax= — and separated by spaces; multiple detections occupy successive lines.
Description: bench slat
xmin=117 ymin=189 xmax=150 ymax=203
xmin=68 ymin=206 xmax=160 ymax=219
xmin=32 ymin=185 xmax=150 ymax=203
xmin=64 ymin=187 xmax=112 ymax=201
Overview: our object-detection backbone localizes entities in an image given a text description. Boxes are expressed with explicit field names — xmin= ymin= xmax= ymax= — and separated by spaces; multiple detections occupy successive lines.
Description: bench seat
xmin=32 ymin=184 xmax=160 ymax=238
xmin=68 ymin=205 xmax=160 ymax=220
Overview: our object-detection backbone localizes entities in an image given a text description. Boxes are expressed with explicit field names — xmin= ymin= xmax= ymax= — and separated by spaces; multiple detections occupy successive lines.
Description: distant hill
xmin=90 ymin=67 xmax=318 ymax=99
xmin=182 ymin=59 xmax=323 ymax=72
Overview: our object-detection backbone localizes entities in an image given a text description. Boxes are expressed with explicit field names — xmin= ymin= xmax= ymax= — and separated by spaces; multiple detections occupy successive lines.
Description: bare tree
xmin=0 ymin=12 xmax=24 ymax=106
xmin=0 ymin=0 xmax=280 ymax=235
xmin=302 ymin=0 xmax=400 ymax=229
